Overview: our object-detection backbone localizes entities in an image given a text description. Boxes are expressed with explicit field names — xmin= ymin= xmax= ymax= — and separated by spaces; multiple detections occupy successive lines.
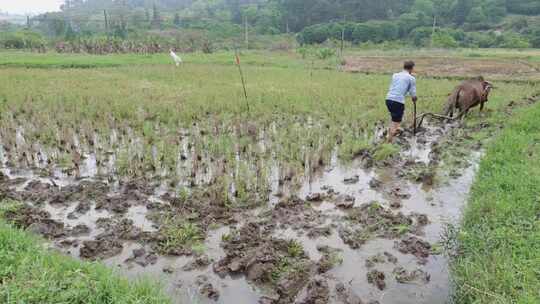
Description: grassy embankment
xmin=452 ymin=101 xmax=540 ymax=303
xmin=0 ymin=213 xmax=170 ymax=303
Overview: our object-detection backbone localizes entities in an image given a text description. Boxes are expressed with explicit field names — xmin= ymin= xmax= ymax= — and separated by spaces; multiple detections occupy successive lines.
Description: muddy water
xmin=0 ymin=121 xmax=479 ymax=304
xmin=287 ymin=159 xmax=479 ymax=304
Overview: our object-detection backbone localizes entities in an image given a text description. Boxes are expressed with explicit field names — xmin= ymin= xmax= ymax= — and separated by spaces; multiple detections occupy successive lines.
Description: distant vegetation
xmin=0 ymin=0 xmax=539 ymax=52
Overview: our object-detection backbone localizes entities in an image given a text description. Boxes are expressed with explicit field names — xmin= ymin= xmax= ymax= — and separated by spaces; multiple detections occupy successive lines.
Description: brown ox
xmin=444 ymin=76 xmax=493 ymax=120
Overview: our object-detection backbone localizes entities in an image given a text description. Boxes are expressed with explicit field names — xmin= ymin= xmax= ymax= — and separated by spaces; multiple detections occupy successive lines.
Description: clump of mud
xmin=1 ymin=203 xmax=65 ymax=239
xmin=367 ymin=269 xmax=386 ymax=290
xmin=149 ymin=181 xmax=268 ymax=256
xmin=80 ymin=238 xmax=123 ymax=260
xmin=339 ymin=202 xmax=428 ymax=249
xmin=182 ymin=254 xmax=212 ymax=271
xmin=365 ymin=252 xmax=397 ymax=268
xmin=300 ymin=276 xmax=330 ymax=304
xmin=214 ymin=222 xmax=315 ymax=303
xmin=195 ymin=275 xmax=220 ymax=301
xmin=392 ymin=266 xmax=430 ymax=284
xmin=395 ymin=236 xmax=433 ymax=265
xmin=271 ymin=196 xmax=326 ymax=233
xmin=125 ymin=248 xmax=158 ymax=267
xmin=316 ymin=245 xmax=343 ymax=273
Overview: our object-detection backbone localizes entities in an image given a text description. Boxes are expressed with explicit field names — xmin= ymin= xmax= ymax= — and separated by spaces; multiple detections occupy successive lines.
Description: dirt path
xmin=0 ymin=119 xmax=481 ymax=304
xmin=343 ymin=56 xmax=539 ymax=81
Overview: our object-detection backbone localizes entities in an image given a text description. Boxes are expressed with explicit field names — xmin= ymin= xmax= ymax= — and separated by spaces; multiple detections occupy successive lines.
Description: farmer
xmin=385 ymin=61 xmax=418 ymax=143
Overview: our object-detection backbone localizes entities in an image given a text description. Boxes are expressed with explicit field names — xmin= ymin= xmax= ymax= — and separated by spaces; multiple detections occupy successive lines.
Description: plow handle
xmin=413 ymin=100 xmax=417 ymax=135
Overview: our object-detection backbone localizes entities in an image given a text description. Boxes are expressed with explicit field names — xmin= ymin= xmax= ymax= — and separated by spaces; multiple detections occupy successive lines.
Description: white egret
xmin=170 ymin=49 xmax=183 ymax=66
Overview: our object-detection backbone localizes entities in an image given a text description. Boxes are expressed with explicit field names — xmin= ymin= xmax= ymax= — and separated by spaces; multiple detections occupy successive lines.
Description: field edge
xmin=450 ymin=101 xmax=540 ymax=303
xmin=0 ymin=218 xmax=172 ymax=304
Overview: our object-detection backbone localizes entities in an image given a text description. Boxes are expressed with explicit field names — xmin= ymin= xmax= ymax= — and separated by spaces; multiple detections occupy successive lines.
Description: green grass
xmin=373 ymin=143 xmax=400 ymax=161
xmin=451 ymin=101 xmax=540 ymax=304
xmin=0 ymin=50 xmax=334 ymax=69
xmin=0 ymin=50 xmax=536 ymax=194
xmin=2 ymin=48 xmax=538 ymax=70
xmin=156 ymin=219 xmax=204 ymax=255
xmin=0 ymin=218 xmax=170 ymax=304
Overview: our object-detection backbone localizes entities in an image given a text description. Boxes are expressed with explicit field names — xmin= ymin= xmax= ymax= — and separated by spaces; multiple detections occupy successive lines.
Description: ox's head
xmin=481 ymin=80 xmax=493 ymax=102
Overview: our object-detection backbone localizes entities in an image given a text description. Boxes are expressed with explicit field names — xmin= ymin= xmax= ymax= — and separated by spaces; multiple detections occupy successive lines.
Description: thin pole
xmin=413 ymin=100 xmax=417 ymax=135
xmin=430 ymin=15 xmax=437 ymax=48
xmin=244 ymin=15 xmax=249 ymax=49
xmin=340 ymin=26 xmax=345 ymax=57
xmin=235 ymin=49 xmax=249 ymax=113
xmin=104 ymin=10 xmax=109 ymax=35
xmin=340 ymin=14 xmax=345 ymax=57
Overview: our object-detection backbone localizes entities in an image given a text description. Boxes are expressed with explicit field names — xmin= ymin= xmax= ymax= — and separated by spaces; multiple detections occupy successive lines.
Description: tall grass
xmin=0 ymin=219 xmax=170 ymax=304
xmin=451 ymin=101 xmax=540 ymax=303
xmin=0 ymin=52 xmax=536 ymax=190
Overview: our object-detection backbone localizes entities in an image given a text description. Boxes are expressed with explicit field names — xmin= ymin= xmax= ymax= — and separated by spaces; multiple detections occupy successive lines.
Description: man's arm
xmin=409 ymin=77 xmax=418 ymax=102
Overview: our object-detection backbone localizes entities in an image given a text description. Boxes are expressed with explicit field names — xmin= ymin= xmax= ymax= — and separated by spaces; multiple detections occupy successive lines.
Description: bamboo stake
xmin=235 ymin=49 xmax=249 ymax=113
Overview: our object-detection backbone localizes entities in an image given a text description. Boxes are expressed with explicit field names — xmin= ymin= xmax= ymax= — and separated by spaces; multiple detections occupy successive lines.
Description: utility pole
xmin=340 ymin=15 xmax=346 ymax=57
xmin=104 ymin=10 xmax=109 ymax=34
xmin=26 ymin=15 xmax=31 ymax=29
xmin=340 ymin=27 xmax=345 ymax=57
xmin=244 ymin=15 xmax=249 ymax=49
xmin=430 ymin=14 xmax=437 ymax=48
xmin=120 ymin=0 xmax=127 ymax=34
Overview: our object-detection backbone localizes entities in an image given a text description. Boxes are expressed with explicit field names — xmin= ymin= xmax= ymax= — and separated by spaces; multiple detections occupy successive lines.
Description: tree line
xmin=52 ymin=0 xmax=540 ymax=32
xmin=1 ymin=0 xmax=539 ymax=49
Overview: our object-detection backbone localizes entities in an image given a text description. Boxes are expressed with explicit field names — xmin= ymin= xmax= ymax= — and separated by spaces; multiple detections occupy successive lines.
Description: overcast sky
xmin=0 ymin=0 xmax=63 ymax=15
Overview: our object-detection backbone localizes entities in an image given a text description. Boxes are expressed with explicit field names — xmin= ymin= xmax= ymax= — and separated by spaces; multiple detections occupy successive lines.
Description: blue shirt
xmin=386 ymin=71 xmax=417 ymax=104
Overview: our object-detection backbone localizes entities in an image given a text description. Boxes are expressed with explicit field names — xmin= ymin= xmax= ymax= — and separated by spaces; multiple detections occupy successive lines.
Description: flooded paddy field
xmin=0 ymin=119 xmax=498 ymax=304
xmin=0 ymin=51 xmax=539 ymax=304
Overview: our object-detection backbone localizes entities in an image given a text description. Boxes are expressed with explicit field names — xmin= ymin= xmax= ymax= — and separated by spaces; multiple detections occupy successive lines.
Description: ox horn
xmin=485 ymin=81 xmax=495 ymax=89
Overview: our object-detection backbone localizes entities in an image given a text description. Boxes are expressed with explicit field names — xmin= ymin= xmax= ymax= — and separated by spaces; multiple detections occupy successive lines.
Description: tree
xmin=410 ymin=26 xmax=433 ymax=46
xmin=411 ymin=0 xmax=434 ymax=18
xmin=352 ymin=23 xmax=376 ymax=43
xmin=466 ymin=7 xmax=487 ymax=24
xmin=145 ymin=8 xmax=150 ymax=22
xmin=454 ymin=0 xmax=472 ymax=25
xmin=484 ymin=0 xmax=507 ymax=23
xmin=506 ymin=0 xmax=540 ymax=15
xmin=65 ymin=22 xmax=77 ymax=40
xmin=298 ymin=24 xmax=330 ymax=44
xmin=151 ymin=3 xmax=162 ymax=29
xmin=432 ymin=30 xmax=459 ymax=47
xmin=397 ymin=13 xmax=422 ymax=38
xmin=498 ymin=32 xmax=530 ymax=48
xmin=255 ymin=3 xmax=282 ymax=34
xmin=379 ymin=21 xmax=398 ymax=41
xmin=173 ymin=12 xmax=181 ymax=27
xmin=529 ymin=26 xmax=540 ymax=48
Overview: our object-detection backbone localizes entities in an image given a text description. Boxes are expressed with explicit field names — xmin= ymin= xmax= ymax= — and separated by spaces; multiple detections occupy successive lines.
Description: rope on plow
xmin=415 ymin=112 xmax=458 ymax=130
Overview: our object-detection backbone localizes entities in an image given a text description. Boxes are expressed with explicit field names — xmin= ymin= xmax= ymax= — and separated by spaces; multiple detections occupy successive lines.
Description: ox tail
xmin=455 ymin=88 xmax=461 ymax=111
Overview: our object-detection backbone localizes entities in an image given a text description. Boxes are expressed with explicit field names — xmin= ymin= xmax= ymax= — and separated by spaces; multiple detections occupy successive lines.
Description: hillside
xmin=1 ymin=0 xmax=539 ymax=50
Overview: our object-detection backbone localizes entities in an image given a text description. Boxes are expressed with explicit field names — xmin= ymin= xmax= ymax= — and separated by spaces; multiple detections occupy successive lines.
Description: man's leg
xmin=386 ymin=100 xmax=404 ymax=143
xmin=387 ymin=121 xmax=401 ymax=143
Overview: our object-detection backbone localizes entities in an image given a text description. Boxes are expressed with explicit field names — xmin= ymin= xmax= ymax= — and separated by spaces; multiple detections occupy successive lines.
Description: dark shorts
xmin=386 ymin=100 xmax=405 ymax=123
